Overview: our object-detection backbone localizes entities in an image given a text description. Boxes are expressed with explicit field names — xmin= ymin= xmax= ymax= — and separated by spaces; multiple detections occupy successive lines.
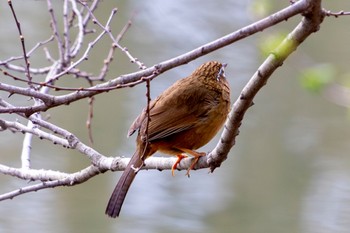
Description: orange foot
xmin=185 ymin=151 xmax=206 ymax=177
xmin=172 ymin=154 xmax=187 ymax=176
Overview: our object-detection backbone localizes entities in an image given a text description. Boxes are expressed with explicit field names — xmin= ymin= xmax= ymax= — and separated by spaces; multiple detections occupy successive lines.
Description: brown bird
xmin=105 ymin=61 xmax=231 ymax=218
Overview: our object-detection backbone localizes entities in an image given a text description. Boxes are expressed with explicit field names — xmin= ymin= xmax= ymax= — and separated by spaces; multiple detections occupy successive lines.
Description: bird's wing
xmin=147 ymin=85 xmax=217 ymax=141
xmin=146 ymin=104 xmax=199 ymax=141
xmin=128 ymin=79 xmax=218 ymax=141
xmin=127 ymin=99 xmax=156 ymax=137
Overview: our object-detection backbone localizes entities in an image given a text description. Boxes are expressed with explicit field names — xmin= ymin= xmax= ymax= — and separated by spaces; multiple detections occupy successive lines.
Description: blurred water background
xmin=0 ymin=1 xmax=350 ymax=233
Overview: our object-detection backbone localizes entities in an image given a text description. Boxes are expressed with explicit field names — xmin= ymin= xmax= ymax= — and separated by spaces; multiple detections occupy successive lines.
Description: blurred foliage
xmin=299 ymin=64 xmax=335 ymax=93
xmin=258 ymin=32 xmax=289 ymax=57
xmin=340 ymin=72 xmax=350 ymax=88
xmin=250 ymin=0 xmax=273 ymax=18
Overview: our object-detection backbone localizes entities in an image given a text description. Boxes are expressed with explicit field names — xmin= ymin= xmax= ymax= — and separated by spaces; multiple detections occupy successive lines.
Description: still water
xmin=1 ymin=1 xmax=350 ymax=233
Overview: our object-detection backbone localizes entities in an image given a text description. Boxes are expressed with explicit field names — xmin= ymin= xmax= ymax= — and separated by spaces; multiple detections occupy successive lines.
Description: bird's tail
xmin=105 ymin=147 xmax=144 ymax=218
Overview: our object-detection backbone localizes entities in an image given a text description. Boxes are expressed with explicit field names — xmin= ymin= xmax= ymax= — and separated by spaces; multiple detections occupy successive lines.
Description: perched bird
xmin=106 ymin=61 xmax=231 ymax=218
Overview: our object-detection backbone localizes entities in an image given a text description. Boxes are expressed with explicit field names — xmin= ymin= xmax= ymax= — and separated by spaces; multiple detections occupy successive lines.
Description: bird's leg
xmin=186 ymin=151 xmax=206 ymax=177
xmin=172 ymin=154 xmax=187 ymax=176
xmin=177 ymin=148 xmax=206 ymax=177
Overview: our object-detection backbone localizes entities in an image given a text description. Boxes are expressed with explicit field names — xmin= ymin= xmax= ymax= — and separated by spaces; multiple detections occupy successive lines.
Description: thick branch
xmin=0 ymin=164 xmax=102 ymax=201
xmin=207 ymin=0 xmax=324 ymax=171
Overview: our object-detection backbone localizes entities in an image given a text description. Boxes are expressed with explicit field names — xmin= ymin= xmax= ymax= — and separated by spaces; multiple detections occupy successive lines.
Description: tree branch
xmin=0 ymin=0 xmax=307 ymax=116
xmin=208 ymin=0 xmax=324 ymax=172
xmin=0 ymin=0 xmax=339 ymax=201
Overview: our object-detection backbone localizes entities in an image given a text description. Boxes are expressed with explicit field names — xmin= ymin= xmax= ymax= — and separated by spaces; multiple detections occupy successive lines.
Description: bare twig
xmin=0 ymin=164 xmax=103 ymax=201
xmin=82 ymin=0 xmax=100 ymax=27
xmin=47 ymin=0 xmax=65 ymax=64
xmin=143 ymin=78 xmax=152 ymax=157
xmin=115 ymin=13 xmax=134 ymax=43
xmin=324 ymin=9 xmax=350 ymax=17
xmin=0 ymin=119 xmax=69 ymax=148
xmin=7 ymin=0 xmax=32 ymax=83
xmin=44 ymin=7 xmax=117 ymax=83
xmin=69 ymin=0 xmax=85 ymax=57
xmin=91 ymin=12 xmax=135 ymax=81
xmin=78 ymin=0 xmax=147 ymax=70
xmin=87 ymin=97 xmax=94 ymax=144
xmin=0 ymin=36 xmax=54 ymax=67
xmin=63 ymin=0 xmax=70 ymax=63
xmin=20 ymin=62 xmax=61 ymax=169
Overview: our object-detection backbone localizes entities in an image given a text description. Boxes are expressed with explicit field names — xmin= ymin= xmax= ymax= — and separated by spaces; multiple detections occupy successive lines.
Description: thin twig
xmin=115 ymin=12 xmax=134 ymax=43
xmin=69 ymin=0 xmax=85 ymax=57
xmin=47 ymin=0 xmax=65 ymax=63
xmin=82 ymin=0 xmax=99 ymax=27
xmin=7 ymin=0 xmax=32 ymax=83
xmin=0 ymin=67 xmax=157 ymax=94
xmin=43 ymin=8 xmax=117 ymax=83
xmin=92 ymin=13 xmax=135 ymax=81
xmin=143 ymin=78 xmax=152 ymax=153
xmin=87 ymin=97 xmax=94 ymax=144
xmin=0 ymin=35 xmax=54 ymax=66
xmin=63 ymin=0 xmax=70 ymax=63
xmin=78 ymin=1 xmax=147 ymax=70
xmin=324 ymin=9 xmax=350 ymax=17
xmin=0 ymin=119 xmax=69 ymax=148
